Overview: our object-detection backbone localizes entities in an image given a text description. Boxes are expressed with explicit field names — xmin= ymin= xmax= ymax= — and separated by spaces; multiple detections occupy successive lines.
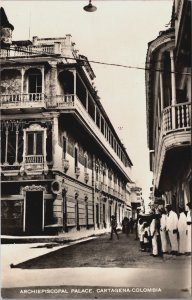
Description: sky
xmin=1 ymin=0 xmax=173 ymax=201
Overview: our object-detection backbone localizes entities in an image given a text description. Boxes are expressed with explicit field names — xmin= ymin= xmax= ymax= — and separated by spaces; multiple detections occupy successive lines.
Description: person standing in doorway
xmin=166 ymin=204 xmax=179 ymax=255
xmin=109 ymin=215 xmax=119 ymax=240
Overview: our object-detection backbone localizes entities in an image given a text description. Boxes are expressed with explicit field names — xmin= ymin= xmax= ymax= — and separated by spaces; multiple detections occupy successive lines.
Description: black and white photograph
xmin=0 ymin=0 xmax=191 ymax=299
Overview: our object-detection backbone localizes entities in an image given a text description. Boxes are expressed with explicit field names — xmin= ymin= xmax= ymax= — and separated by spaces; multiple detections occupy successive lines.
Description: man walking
xmin=110 ymin=215 xmax=119 ymax=240
xmin=166 ymin=204 xmax=179 ymax=255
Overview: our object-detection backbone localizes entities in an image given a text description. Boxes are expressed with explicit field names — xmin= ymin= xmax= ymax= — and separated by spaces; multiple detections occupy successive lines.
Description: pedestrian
xmin=186 ymin=202 xmax=192 ymax=255
xmin=125 ymin=217 xmax=130 ymax=236
xmin=150 ymin=214 xmax=160 ymax=257
xmin=178 ymin=207 xmax=187 ymax=255
xmin=109 ymin=215 xmax=119 ymax=240
xmin=143 ymin=222 xmax=151 ymax=252
xmin=122 ymin=217 xmax=128 ymax=234
xmin=129 ymin=218 xmax=134 ymax=233
xmin=138 ymin=218 xmax=145 ymax=251
xmin=160 ymin=208 xmax=168 ymax=254
xmin=166 ymin=204 xmax=179 ymax=255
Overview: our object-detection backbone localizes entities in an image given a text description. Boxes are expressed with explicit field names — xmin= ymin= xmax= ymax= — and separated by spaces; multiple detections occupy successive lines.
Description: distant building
xmin=145 ymin=0 xmax=191 ymax=211
xmin=0 ymin=8 xmax=133 ymax=235
xmin=130 ymin=184 xmax=144 ymax=219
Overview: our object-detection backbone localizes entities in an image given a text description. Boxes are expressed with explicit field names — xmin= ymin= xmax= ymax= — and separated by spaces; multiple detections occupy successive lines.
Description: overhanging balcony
xmin=50 ymin=94 xmax=132 ymax=181
xmin=0 ymin=93 xmax=46 ymax=111
xmin=154 ymin=102 xmax=191 ymax=188
xmin=162 ymin=102 xmax=191 ymax=134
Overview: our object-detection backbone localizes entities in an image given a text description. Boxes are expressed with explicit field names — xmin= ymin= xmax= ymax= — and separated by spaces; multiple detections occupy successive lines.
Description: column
xmin=52 ymin=113 xmax=62 ymax=170
xmin=41 ymin=66 xmax=45 ymax=100
xmin=94 ymin=105 xmax=97 ymax=123
xmin=159 ymin=71 xmax=164 ymax=112
xmin=14 ymin=123 xmax=19 ymax=165
xmin=86 ymin=90 xmax=89 ymax=111
xmin=4 ymin=123 xmax=9 ymax=165
xmin=21 ymin=68 xmax=24 ymax=101
xmin=73 ymin=70 xmax=76 ymax=96
xmin=170 ymin=50 xmax=176 ymax=129
xmin=49 ymin=62 xmax=57 ymax=106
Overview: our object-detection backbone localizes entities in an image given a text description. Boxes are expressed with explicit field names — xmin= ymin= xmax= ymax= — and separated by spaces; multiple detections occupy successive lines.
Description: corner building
xmin=145 ymin=1 xmax=191 ymax=210
xmin=0 ymin=9 xmax=133 ymax=235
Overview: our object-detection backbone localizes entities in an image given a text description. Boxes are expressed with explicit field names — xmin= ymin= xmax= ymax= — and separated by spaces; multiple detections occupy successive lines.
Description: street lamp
xmin=83 ymin=0 xmax=97 ymax=12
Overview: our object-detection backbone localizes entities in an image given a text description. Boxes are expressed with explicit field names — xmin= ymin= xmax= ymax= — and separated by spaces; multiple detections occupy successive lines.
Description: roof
xmin=0 ymin=7 xmax=14 ymax=30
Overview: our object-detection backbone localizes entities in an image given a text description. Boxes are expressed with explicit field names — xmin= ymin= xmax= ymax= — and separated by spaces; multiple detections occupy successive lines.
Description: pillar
xmin=52 ymin=113 xmax=62 ymax=170
xmin=170 ymin=50 xmax=176 ymax=129
xmin=4 ymin=123 xmax=9 ymax=165
xmin=14 ymin=123 xmax=19 ymax=165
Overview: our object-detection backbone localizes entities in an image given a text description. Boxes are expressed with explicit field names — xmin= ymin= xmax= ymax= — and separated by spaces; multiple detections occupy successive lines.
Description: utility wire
xmin=1 ymin=46 xmax=191 ymax=76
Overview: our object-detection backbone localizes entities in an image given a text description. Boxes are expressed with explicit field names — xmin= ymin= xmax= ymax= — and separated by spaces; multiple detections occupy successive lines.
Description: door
xmin=25 ymin=191 xmax=43 ymax=234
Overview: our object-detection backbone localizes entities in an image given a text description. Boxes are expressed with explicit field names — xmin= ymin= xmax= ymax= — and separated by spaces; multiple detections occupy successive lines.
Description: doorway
xmin=25 ymin=191 xmax=43 ymax=234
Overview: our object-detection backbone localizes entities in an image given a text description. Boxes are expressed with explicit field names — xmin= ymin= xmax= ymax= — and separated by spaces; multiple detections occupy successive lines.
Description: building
xmin=130 ymin=183 xmax=144 ymax=220
xmin=145 ymin=0 xmax=191 ymax=211
xmin=0 ymin=8 xmax=133 ymax=235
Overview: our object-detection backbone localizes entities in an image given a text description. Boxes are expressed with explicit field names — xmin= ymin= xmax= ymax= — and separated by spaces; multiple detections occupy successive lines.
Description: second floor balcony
xmin=162 ymin=102 xmax=191 ymax=134
xmin=0 ymin=93 xmax=46 ymax=110
xmin=154 ymin=101 xmax=191 ymax=188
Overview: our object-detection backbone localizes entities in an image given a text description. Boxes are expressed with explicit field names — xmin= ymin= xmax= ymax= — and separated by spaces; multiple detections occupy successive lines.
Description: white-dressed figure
xmin=138 ymin=218 xmax=145 ymax=250
xmin=150 ymin=216 xmax=158 ymax=256
xmin=186 ymin=202 xmax=192 ymax=254
xmin=178 ymin=208 xmax=187 ymax=254
xmin=160 ymin=209 xmax=168 ymax=253
xmin=166 ymin=204 xmax=179 ymax=254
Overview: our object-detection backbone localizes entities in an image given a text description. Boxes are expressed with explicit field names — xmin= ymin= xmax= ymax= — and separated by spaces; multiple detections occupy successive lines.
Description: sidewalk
xmin=1 ymin=229 xmax=109 ymax=268
xmin=1 ymin=228 xmax=110 ymax=244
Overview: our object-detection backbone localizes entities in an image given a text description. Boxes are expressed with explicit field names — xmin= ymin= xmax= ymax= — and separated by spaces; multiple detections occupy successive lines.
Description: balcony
xmin=162 ymin=102 xmax=191 ymax=134
xmin=63 ymin=159 xmax=69 ymax=172
xmin=0 ymin=45 xmax=55 ymax=58
xmin=0 ymin=93 xmax=46 ymax=111
xmin=52 ymin=94 xmax=132 ymax=181
xmin=154 ymin=102 xmax=191 ymax=187
xmin=75 ymin=167 xmax=80 ymax=177
xmin=84 ymin=172 xmax=89 ymax=183
xmin=20 ymin=155 xmax=48 ymax=176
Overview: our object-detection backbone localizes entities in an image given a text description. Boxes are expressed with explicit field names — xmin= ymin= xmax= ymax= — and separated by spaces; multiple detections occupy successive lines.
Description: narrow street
xmin=2 ymin=232 xmax=191 ymax=299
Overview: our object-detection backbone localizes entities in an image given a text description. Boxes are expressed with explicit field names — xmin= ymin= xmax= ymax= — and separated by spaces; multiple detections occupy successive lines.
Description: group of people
xmin=137 ymin=202 xmax=192 ymax=257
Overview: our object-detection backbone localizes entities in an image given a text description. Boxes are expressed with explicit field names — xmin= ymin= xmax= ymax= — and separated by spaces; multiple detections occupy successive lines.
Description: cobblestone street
xmin=2 ymin=233 xmax=191 ymax=298
xmin=13 ymin=232 xmax=190 ymax=269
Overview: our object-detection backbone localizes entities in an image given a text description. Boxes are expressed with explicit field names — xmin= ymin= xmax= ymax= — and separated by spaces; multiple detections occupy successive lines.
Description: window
xmin=74 ymin=147 xmax=78 ymax=168
xmin=27 ymin=132 xmax=43 ymax=155
xmin=63 ymin=137 xmax=67 ymax=159
xmin=28 ymin=74 xmax=42 ymax=94
xmin=84 ymin=154 xmax=88 ymax=171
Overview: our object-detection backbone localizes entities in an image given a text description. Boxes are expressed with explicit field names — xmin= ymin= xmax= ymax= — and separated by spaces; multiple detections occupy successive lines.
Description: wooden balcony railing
xmin=162 ymin=102 xmax=191 ymax=134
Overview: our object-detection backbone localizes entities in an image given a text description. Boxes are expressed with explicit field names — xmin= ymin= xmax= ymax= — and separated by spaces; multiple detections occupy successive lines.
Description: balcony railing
xmin=25 ymin=155 xmax=44 ymax=164
xmin=0 ymin=45 xmax=55 ymax=57
xmin=0 ymin=93 xmax=45 ymax=108
xmin=162 ymin=102 xmax=191 ymax=134
xmin=55 ymin=94 xmax=75 ymax=107
xmin=53 ymin=94 xmax=132 ymax=180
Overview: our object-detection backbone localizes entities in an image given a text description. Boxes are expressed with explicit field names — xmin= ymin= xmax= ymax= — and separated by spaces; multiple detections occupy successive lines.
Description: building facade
xmin=0 ymin=8 xmax=133 ymax=235
xmin=145 ymin=0 xmax=191 ymax=211
xmin=130 ymin=184 xmax=144 ymax=220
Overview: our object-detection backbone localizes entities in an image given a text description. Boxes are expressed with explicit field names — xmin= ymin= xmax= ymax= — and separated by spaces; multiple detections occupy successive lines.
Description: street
xmin=1 ymin=232 xmax=191 ymax=298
